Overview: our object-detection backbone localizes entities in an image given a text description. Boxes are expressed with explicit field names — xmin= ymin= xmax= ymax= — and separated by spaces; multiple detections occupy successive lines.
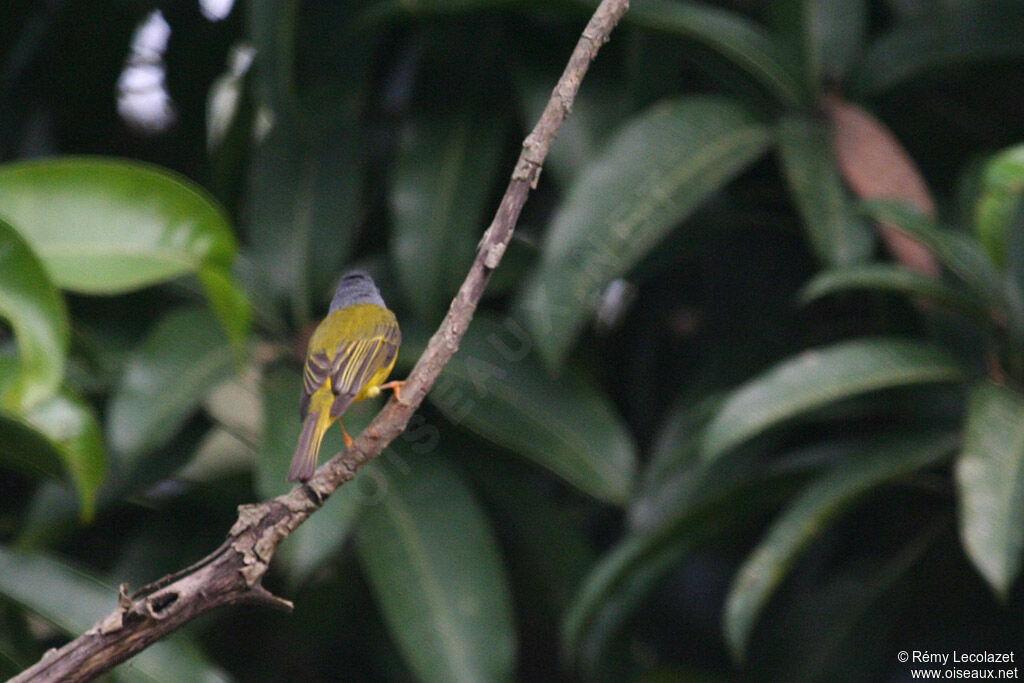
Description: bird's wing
xmin=300 ymin=348 xmax=333 ymax=419
xmin=327 ymin=319 xmax=400 ymax=417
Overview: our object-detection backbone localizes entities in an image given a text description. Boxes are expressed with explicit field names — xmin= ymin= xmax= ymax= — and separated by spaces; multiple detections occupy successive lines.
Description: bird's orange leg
xmin=340 ymin=419 xmax=354 ymax=449
xmin=378 ymin=380 xmax=406 ymax=403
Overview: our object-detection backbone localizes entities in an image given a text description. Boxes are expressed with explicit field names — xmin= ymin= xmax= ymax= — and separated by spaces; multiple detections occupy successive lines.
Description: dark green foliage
xmin=1 ymin=0 xmax=1024 ymax=680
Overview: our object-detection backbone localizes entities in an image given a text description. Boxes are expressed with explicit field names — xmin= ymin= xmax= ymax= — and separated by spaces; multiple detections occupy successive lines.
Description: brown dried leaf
xmin=825 ymin=94 xmax=940 ymax=277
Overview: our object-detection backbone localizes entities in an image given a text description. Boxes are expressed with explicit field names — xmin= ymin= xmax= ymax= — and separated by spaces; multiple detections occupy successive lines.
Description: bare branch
xmin=10 ymin=1 xmax=630 ymax=680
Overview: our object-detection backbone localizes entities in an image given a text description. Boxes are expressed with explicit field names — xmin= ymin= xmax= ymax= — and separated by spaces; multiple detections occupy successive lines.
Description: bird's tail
xmin=289 ymin=409 xmax=331 ymax=482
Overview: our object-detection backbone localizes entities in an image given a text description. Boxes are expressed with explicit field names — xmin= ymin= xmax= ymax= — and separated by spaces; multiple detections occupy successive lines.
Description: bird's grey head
xmin=329 ymin=270 xmax=386 ymax=312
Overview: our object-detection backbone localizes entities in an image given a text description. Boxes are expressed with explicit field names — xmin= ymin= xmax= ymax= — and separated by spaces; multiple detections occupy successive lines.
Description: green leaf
xmin=243 ymin=116 xmax=365 ymax=328
xmin=466 ymin=456 xmax=595 ymax=622
xmin=565 ymin=442 xmax=811 ymax=674
xmin=619 ymin=0 xmax=804 ymax=106
xmin=701 ymin=338 xmax=966 ymax=463
xmin=247 ymin=0 xmax=297 ymax=116
xmin=777 ymin=115 xmax=874 ymax=266
xmin=259 ymin=365 xmax=316 ymax=498
xmin=197 ymin=265 xmax=252 ymax=358
xmin=244 ymin=0 xmax=368 ymax=328
xmin=770 ymin=0 xmax=868 ymax=90
xmin=23 ymin=393 xmax=105 ymax=522
xmin=748 ymin=519 xmax=944 ymax=680
xmin=107 ymin=307 xmax=236 ymax=466
xmin=356 ymin=453 xmax=515 ymax=682
xmin=115 ymin=638 xmax=231 ymax=683
xmin=956 ymin=380 xmax=1024 ymax=600
xmin=0 ymin=218 xmax=69 ymax=411
xmin=562 ymin=529 xmax=695 ymax=676
xmin=428 ymin=315 xmax=637 ymax=504
xmin=0 ymin=402 xmax=102 ymax=536
xmin=13 ymin=483 xmax=80 ymax=551
xmin=852 ymin=0 xmax=1024 ymax=96
xmin=799 ymin=263 xmax=990 ymax=321
xmin=359 ymin=0 xmax=517 ymax=19
xmin=0 ymin=413 xmax=64 ymax=481
xmin=630 ymin=441 xmax=764 ymax=538
xmin=390 ymin=100 xmax=507 ymax=324
xmin=0 ymin=546 xmax=229 ymax=682
xmin=519 ymin=96 xmax=772 ymax=368
xmin=975 ymin=144 xmax=1024 ymax=269
xmin=636 ymin=395 xmax=723 ymax=501
xmin=0 ymin=158 xmax=234 ymax=292
xmin=0 ymin=157 xmax=249 ymax=349
xmin=724 ymin=430 xmax=957 ymax=661
xmin=400 ymin=0 xmax=515 ymax=10
xmin=864 ymin=200 xmax=1024 ymax=333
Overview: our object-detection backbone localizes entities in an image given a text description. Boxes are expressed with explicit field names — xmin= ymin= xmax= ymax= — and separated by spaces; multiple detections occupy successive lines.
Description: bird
xmin=288 ymin=270 xmax=402 ymax=482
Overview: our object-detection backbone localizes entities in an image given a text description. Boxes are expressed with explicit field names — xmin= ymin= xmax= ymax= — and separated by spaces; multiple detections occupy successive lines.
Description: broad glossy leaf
xmin=724 ymin=430 xmax=957 ymax=661
xmin=0 ymin=158 xmax=249 ymax=349
xmin=14 ymin=483 xmax=80 ymax=550
xmin=956 ymin=380 xmax=1024 ymax=600
xmin=247 ymin=0 xmax=296 ymax=115
xmin=0 ymin=413 xmax=63 ymax=481
xmin=244 ymin=116 xmax=364 ymax=328
xmin=637 ymin=396 xmax=723 ymax=500
xmin=0 ymin=546 xmax=229 ymax=682
xmin=198 ymin=265 xmax=252 ymax=358
xmin=749 ymin=519 xmax=943 ymax=680
xmin=260 ymin=366 xmax=369 ymax=585
xmin=390 ymin=103 xmax=506 ymax=323
xmin=0 ymin=158 xmax=232 ymax=292
xmin=633 ymin=433 xmax=834 ymax=541
xmin=975 ymin=144 xmax=1024 ymax=269
xmin=468 ymin=457 xmax=595 ymax=620
xmin=356 ymin=453 xmax=515 ymax=682
xmin=259 ymin=365 xmax=313 ymax=498
xmin=770 ymin=0 xmax=867 ymax=89
xmin=562 ymin=529 xmax=695 ymax=676
xmin=852 ymin=0 xmax=1024 ymax=96
xmin=400 ymin=0 xmax=514 ymax=10
xmin=800 ymin=264 xmax=989 ymax=321
xmin=107 ymin=307 xmax=235 ymax=466
xmin=361 ymin=0 xmax=517 ymax=17
xmin=566 ymin=444 xmax=809 ymax=674
xmin=201 ymin=365 xmax=263 ymax=452
xmin=0 ymin=218 xmax=68 ymax=411
xmin=429 ymin=315 xmax=637 ymax=504
xmin=866 ymin=202 xmax=998 ymax=286
xmin=631 ymin=444 xmax=764 ymax=538
xmin=777 ymin=115 xmax=873 ymax=266
xmin=23 ymin=393 xmax=105 ymax=521
xmin=245 ymin=1 xmax=368 ymax=328
xmin=620 ymin=0 xmax=803 ymax=106
xmin=520 ymin=96 xmax=771 ymax=368
xmin=117 ymin=638 xmax=230 ymax=683
xmin=701 ymin=338 xmax=966 ymax=463
xmin=865 ymin=200 xmax=1024 ymax=334
xmin=177 ymin=427 xmax=253 ymax=482
xmin=0 ymin=618 xmax=27 ymax=678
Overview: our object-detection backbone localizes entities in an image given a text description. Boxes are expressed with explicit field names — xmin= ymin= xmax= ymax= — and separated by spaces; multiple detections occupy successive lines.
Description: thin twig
xmin=10 ymin=2 xmax=630 ymax=680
